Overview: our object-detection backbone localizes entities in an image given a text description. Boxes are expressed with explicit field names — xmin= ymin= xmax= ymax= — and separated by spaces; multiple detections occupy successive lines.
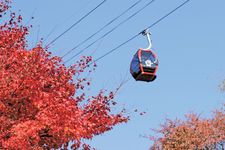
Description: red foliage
xmin=0 ymin=1 xmax=128 ymax=149
xmin=150 ymin=106 xmax=225 ymax=150
xmin=0 ymin=0 xmax=10 ymax=15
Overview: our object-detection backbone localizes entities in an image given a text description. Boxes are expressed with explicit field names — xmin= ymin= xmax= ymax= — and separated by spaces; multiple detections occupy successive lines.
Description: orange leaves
xmin=150 ymin=106 xmax=225 ymax=149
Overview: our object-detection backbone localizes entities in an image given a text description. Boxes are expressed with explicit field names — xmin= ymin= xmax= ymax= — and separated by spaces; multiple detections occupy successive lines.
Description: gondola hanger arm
xmin=141 ymin=29 xmax=152 ymax=50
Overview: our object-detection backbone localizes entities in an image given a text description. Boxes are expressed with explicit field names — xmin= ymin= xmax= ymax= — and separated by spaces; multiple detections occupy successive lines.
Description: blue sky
xmin=12 ymin=0 xmax=225 ymax=149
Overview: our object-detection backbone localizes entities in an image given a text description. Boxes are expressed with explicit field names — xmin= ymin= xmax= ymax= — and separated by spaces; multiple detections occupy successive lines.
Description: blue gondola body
xmin=130 ymin=48 xmax=158 ymax=82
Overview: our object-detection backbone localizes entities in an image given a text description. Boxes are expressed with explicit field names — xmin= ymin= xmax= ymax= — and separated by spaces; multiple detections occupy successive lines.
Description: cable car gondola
xmin=130 ymin=30 xmax=158 ymax=82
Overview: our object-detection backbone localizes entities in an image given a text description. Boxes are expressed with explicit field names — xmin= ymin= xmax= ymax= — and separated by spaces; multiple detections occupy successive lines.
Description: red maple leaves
xmin=150 ymin=106 xmax=225 ymax=150
xmin=0 ymin=0 xmax=10 ymax=15
xmin=0 ymin=1 xmax=128 ymax=149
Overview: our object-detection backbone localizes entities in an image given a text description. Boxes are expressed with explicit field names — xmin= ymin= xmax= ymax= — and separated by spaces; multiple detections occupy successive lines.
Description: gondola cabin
xmin=130 ymin=48 xmax=158 ymax=82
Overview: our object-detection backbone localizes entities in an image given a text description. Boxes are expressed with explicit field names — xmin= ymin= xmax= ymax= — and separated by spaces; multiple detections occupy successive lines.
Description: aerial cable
xmin=90 ymin=0 xmax=191 ymax=65
xmin=66 ymin=0 xmax=94 ymax=22
xmin=90 ymin=38 xmax=105 ymax=56
xmin=91 ymin=34 xmax=140 ymax=65
xmin=64 ymin=0 xmax=156 ymax=64
xmin=46 ymin=0 xmax=107 ymax=47
xmin=25 ymin=8 xmax=37 ymax=26
xmin=62 ymin=0 xmax=144 ymax=58
xmin=43 ymin=0 xmax=93 ymax=44
xmin=144 ymin=0 xmax=190 ymax=30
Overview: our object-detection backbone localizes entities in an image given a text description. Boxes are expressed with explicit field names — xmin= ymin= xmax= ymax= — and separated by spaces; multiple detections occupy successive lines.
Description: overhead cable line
xmin=66 ymin=0 xmax=94 ymax=23
xmin=43 ymin=0 xmax=93 ymax=44
xmin=64 ymin=0 xmax=156 ymax=63
xmin=91 ymin=0 xmax=191 ymax=65
xmin=46 ymin=0 xmax=107 ymax=47
xmin=62 ymin=0 xmax=144 ymax=58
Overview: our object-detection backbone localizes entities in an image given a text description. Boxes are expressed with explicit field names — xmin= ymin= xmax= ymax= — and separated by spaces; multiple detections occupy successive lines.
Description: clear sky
xmin=12 ymin=0 xmax=225 ymax=149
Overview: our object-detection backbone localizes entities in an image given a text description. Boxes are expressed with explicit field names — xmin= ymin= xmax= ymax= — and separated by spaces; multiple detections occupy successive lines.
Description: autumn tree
xmin=0 ymin=0 xmax=128 ymax=149
xmin=220 ymin=80 xmax=225 ymax=92
xmin=150 ymin=83 xmax=225 ymax=150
